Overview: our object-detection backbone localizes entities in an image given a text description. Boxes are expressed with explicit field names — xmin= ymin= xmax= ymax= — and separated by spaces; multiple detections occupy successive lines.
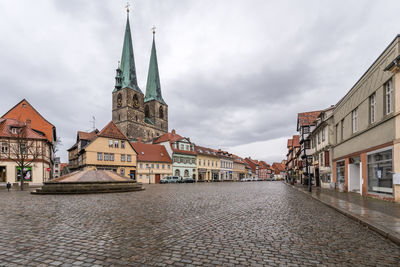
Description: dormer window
xmin=11 ymin=128 xmax=17 ymax=134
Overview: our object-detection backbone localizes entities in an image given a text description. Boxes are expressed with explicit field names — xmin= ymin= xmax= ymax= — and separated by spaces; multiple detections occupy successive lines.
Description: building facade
xmin=0 ymin=118 xmax=52 ymax=184
xmin=232 ymin=155 xmax=246 ymax=181
xmin=332 ymin=35 xmax=400 ymax=202
xmin=310 ymin=106 xmax=335 ymax=188
xmin=218 ymin=150 xmax=233 ymax=181
xmin=195 ymin=146 xmax=220 ymax=182
xmin=297 ymin=111 xmax=321 ymax=185
xmin=67 ymin=122 xmax=137 ymax=179
xmin=131 ymin=142 xmax=172 ymax=184
xmin=154 ymin=130 xmax=197 ymax=180
xmin=112 ymin=11 xmax=168 ymax=143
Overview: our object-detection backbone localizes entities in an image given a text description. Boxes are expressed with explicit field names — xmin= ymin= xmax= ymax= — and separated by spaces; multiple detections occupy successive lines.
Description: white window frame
xmin=352 ymin=108 xmax=358 ymax=133
xmin=385 ymin=79 xmax=394 ymax=115
xmin=370 ymin=93 xmax=376 ymax=123
xmin=322 ymin=127 xmax=325 ymax=142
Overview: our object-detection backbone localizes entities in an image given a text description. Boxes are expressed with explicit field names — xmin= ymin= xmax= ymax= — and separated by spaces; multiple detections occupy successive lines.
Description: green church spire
xmin=145 ymin=28 xmax=165 ymax=104
xmin=117 ymin=8 xmax=142 ymax=93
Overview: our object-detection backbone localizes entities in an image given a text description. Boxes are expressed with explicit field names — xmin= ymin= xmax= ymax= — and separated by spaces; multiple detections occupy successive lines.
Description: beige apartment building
xmin=131 ymin=142 xmax=172 ymax=184
xmin=332 ymin=34 xmax=400 ymax=202
xmin=195 ymin=146 xmax=220 ymax=182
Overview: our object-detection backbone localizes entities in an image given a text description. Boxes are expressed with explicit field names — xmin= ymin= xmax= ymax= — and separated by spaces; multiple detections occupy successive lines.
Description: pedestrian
xmin=6 ymin=182 xmax=11 ymax=192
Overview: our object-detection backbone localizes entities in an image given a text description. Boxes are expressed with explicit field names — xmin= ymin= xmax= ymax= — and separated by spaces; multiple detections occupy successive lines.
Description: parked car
xmin=160 ymin=176 xmax=181 ymax=184
xmin=182 ymin=177 xmax=195 ymax=183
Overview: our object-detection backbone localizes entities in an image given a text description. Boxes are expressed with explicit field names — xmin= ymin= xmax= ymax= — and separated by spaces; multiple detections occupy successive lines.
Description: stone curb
xmin=284 ymin=182 xmax=400 ymax=246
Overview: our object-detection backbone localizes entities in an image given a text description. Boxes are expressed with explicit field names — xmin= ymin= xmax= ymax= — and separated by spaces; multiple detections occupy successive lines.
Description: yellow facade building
xmin=195 ymin=146 xmax=220 ymax=182
xmin=67 ymin=122 xmax=137 ymax=179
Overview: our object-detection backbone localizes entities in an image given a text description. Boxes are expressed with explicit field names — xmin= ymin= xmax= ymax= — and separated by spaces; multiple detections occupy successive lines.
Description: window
xmin=1 ymin=142 xmax=8 ymax=154
xmin=156 ymin=164 xmax=159 ymax=169
xmin=114 ymin=140 xmax=119 ymax=148
xmin=104 ymin=153 xmax=109 ymax=161
xmin=97 ymin=152 xmax=103 ymax=161
xmin=199 ymin=160 xmax=201 ymax=166
xmin=146 ymin=163 xmax=149 ymax=168
xmin=352 ymin=108 xmax=358 ymax=133
xmin=367 ymin=149 xmax=393 ymax=194
xmin=21 ymin=143 xmax=27 ymax=154
xmin=145 ymin=105 xmax=150 ymax=117
xmin=322 ymin=127 xmax=325 ymax=142
xmin=127 ymin=155 xmax=131 ymax=162
xmin=140 ymin=174 xmax=142 ymax=179
xmin=121 ymin=141 xmax=125 ymax=149
xmin=370 ymin=93 xmax=376 ymax=124
xmin=110 ymin=153 xmax=114 ymax=161
xmin=120 ymin=168 xmax=125 ymax=176
xmin=385 ymin=79 xmax=394 ymax=115
xmin=151 ymin=164 xmax=154 ymax=168
xmin=11 ymin=128 xmax=17 ymax=134
xmin=159 ymin=106 xmax=164 ymax=119
xmin=121 ymin=154 xmax=125 ymax=162
xmin=303 ymin=126 xmax=310 ymax=134
xmin=341 ymin=119 xmax=344 ymax=140
xmin=317 ymin=132 xmax=321 ymax=144
xmin=304 ymin=140 xmax=310 ymax=149
xmin=162 ymin=164 xmax=165 ymax=169
xmin=335 ymin=124 xmax=339 ymax=144
xmin=139 ymin=163 xmax=143 ymax=169
xmin=168 ymin=165 xmax=170 ymax=169
xmin=109 ymin=140 xmax=113 ymax=148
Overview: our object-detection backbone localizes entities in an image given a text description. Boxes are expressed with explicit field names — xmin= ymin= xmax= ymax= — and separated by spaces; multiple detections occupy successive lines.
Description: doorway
xmin=348 ymin=162 xmax=361 ymax=194
xmin=155 ymin=174 xmax=160 ymax=184
xmin=0 ymin=167 xmax=6 ymax=182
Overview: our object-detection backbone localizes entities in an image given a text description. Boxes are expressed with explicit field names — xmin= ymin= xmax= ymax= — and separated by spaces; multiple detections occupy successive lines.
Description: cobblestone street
xmin=0 ymin=182 xmax=399 ymax=266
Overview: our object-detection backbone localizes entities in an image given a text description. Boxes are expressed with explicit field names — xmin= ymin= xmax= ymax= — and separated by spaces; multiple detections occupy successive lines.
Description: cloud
xmin=1 ymin=0 xmax=400 ymax=163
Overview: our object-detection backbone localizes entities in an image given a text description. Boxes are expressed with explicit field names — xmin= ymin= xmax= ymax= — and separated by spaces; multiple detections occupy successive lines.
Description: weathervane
xmin=126 ymin=2 xmax=130 ymax=13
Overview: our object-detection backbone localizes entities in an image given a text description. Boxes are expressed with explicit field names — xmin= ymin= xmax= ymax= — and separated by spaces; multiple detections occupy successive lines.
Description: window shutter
xmin=324 ymin=151 xmax=330 ymax=167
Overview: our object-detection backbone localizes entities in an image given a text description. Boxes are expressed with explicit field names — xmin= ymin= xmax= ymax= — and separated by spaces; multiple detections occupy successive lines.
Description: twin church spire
xmin=114 ymin=8 xmax=164 ymax=104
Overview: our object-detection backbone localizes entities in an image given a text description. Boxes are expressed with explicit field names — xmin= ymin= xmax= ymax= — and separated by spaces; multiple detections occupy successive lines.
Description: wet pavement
xmin=0 ymin=182 xmax=399 ymax=266
xmin=291 ymin=183 xmax=400 ymax=245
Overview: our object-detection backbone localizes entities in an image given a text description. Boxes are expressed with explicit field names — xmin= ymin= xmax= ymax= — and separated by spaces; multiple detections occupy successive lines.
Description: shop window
xmin=336 ymin=161 xmax=345 ymax=185
xmin=367 ymin=149 xmax=393 ymax=195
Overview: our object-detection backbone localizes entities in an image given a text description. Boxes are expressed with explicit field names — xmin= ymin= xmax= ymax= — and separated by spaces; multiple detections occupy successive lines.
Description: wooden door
xmin=155 ymin=174 xmax=161 ymax=184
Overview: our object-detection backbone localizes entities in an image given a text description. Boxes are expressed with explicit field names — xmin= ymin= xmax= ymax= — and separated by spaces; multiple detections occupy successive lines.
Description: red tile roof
xmin=195 ymin=145 xmax=219 ymax=157
xmin=272 ymin=162 xmax=286 ymax=172
xmin=60 ymin=163 xmax=68 ymax=172
xmin=97 ymin=121 xmax=128 ymax=140
xmin=2 ymin=99 xmax=55 ymax=142
xmin=287 ymin=138 xmax=293 ymax=148
xmin=153 ymin=130 xmax=183 ymax=144
xmin=78 ymin=130 xmax=98 ymax=141
xmin=292 ymin=135 xmax=300 ymax=147
xmin=297 ymin=110 xmax=322 ymax=127
xmin=0 ymin=118 xmax=46 ymax=140
xmin=131 ymin=142 xmax=172 ymax=163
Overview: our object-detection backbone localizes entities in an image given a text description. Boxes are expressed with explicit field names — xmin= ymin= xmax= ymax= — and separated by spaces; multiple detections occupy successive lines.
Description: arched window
xmin=117 ymin=93 xmax=122 ymax=108
xmin=133 ymin=94 xmax=139 ymax=108
xmin=175 ymin=169 xmax=180 ymax=177
xmin=135 ymin=115 xmax=138 ymax=121
xmin=184 ymin=170 xmax=189 ymax=177
xmin=145 ymin=105 xmax=150 ymax=117
xmin=159 ymin=106 xmax=164 ymax=119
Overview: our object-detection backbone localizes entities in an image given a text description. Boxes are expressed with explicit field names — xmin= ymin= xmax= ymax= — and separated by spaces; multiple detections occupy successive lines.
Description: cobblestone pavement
xmin=0 ymin=182 xmax=399 ymax=266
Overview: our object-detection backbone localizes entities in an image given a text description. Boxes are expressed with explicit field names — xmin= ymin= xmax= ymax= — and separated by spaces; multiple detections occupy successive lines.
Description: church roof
xmin=145 ymin=33 xmax=166 ymax=105
xmin=117 ymin=14 xmax=142 ymax=94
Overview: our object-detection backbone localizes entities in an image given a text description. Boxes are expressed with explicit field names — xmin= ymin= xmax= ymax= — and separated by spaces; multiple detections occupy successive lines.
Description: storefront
xmin=336 ymin=160 xmax=345 ymax=190
xmin=367 ymin=147 xmax=393 ymax=195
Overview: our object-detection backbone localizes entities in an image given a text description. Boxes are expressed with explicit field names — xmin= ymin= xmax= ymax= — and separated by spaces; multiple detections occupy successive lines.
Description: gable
xmin=2 ymin=99 xmax=55 ymax=142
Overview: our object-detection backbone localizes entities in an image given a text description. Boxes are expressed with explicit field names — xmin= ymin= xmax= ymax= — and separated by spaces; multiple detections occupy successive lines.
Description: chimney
xmin=171 ymin=129 xmax=176 ymax=135
xmin=26 ymin=119 xmax=32 ymax=128
xmin=138 ymin=137 xmax=142 ymax=143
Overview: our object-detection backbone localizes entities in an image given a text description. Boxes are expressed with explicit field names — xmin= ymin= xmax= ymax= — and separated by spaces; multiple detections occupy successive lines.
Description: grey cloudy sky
xmin=1 ymin=0 xmax=400 ymax=163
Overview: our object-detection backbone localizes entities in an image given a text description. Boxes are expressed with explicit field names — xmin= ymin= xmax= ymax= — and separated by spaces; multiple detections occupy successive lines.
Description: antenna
xmin=90 ymin=116 xmax=96 ymax=131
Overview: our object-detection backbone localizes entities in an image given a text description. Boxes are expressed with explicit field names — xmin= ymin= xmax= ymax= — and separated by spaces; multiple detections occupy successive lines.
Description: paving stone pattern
xmin=0 ymin=182 xmax=399 ymax=266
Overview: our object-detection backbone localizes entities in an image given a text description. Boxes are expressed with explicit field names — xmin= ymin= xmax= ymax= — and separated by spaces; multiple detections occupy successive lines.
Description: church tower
xmin=144 ymin=28 xmax=168 ymax=133
xmin=112 ymin=7 xmax=168 ymax=142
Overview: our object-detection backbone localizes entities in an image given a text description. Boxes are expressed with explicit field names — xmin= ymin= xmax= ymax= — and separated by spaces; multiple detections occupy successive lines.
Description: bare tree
xmin=8 ymin=123 xmax=44 ymax=190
